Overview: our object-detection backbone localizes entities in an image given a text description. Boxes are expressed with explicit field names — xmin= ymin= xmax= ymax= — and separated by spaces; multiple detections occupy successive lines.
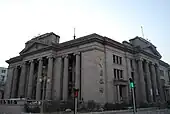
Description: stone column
xmin=27 ymin=60 xmax=35 ymax=98
xmin=45 ymin=56 xmax=53 ymax=100
xmin=155 ymin=64 xmax=165 ymax=102
xmin=53 ymin=57 xmax=62 ymax=100
xmin=36 ymin=58 xmax=43 ymax=100
xmin=138 ymin=59 xmax=147 ymax=103
xmin=151 ymin=63 xmax=157 ymax=102
xmin=4 ymin=66 xmax=14 ymax=99
xmin=63 ymin=55 xmax=69 ymax=101
xmin=18 ymin=62 xmax=27 ymax=97
xmin=75 ymin=52 xmax=80 ymax=99
xmin=144 ymin=61 xmax=153 ymax=103
xmin=11 ymin=67 xmax=18 ymax=98
xmin=117 ymin=85 xmax=120 ymax=103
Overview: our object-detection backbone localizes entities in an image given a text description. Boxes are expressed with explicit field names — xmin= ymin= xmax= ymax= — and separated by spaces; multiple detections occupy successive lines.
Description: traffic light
xmin=129 ymin=78 xmax=134 ymax=88
xmin=74 ymin=88 xmax=79 ymax=98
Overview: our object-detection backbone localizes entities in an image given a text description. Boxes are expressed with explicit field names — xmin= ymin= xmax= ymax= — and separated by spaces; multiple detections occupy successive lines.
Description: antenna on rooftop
xmin=73 ymin=28 xmax=76 ymax=39
xmin=141 ymin=26 xmax=145 ymax=39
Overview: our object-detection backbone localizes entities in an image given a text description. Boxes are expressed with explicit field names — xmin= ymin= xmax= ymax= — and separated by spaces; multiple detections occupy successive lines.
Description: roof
xmin=6 ymin=32 xmax=165 ymax=64
xmin=159 ymin=60 xmax=170 ymax=67
xmin=26 ymin=32 xmax=60 ymax=44
xmin=129 ymin=36 xmax=156 ymax=48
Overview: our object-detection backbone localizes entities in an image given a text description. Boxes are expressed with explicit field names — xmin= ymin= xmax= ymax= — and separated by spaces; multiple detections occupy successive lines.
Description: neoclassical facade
xmin=4 ymin=32 xmax=170 ymax=105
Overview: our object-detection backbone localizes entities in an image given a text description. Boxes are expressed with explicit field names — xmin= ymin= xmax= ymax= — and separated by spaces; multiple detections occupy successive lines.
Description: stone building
xmin=0 ymin=67 xmax=7 ymax=99
xmin=4 ymin=32 xmax=170 ymax=105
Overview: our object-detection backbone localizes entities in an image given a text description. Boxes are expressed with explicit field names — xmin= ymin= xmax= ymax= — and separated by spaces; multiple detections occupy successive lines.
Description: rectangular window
xmin=119 ymin=57 xmax=122 ymax=65
xmin=120 ymin=70 xmax=123 ymax=78
xmin=113 ymin=55 xmax=116 ymax=63
xmin=116 ymin=56 xmax=119 ymax=64
xmin=160 ymin=70 xmax=164 ymax=76
xmin=1 ymin=75 xmax=5 ymax=81
xmin=113 ymin=54 xmax=122 ymax=65
xmin=114 ymin=69 xmax=123 ymax=80
xmin=1 ymin=70 xmax=6 ymax=73
xmin=117 ymin=70 xmax=119 ymax=79
xmin=114 ymin=69 xmax=117 ymax=79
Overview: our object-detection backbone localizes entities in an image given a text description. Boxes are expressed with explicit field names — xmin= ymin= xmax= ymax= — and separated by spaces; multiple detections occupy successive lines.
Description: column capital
xmin=28 ymin=59 xmax=34 ymax=63
xmin=12 ymin=65 xmax=19 ymax=69
xmin=150 ymin=62 xmax=155 ymax=66
xmin=136 ymin=58 xmax=143 ymax=62
xmin=155 ymin=63 xmax=160 ymax=67
xmin=74 ymin=52 xmax=81 ymax=56
xmin=145 ymin=60 xmax=150 ymax=64
xmin=62 ymin=55 xmax=69 ymax=58
xmin=37 ymin=57 xmax=43 ymax=61
xmin=17 ymin=65 xmax=22 ymax=69
xmin=22 ymin=61 xmax=27 ymax=65
xmin=47 ymin=55 xmax=54 ymax=59
xmin=56 ymin=56 xmax=62 ymax=59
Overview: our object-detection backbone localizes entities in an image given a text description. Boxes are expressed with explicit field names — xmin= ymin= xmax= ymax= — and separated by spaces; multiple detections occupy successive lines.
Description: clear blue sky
xmin=0 ymin=0 xmax=169 ymax=67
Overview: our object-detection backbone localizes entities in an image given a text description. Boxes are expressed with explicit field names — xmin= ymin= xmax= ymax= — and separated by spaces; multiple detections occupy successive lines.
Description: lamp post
xmin=129 ymin=78 xmax=136 ymax=114
xmin=39 ymin=66 xmax=50 ymax=114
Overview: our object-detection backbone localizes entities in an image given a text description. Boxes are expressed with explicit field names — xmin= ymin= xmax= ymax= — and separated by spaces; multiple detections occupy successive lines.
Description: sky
xmin=0 ymin=0 xmax=170 ymax=67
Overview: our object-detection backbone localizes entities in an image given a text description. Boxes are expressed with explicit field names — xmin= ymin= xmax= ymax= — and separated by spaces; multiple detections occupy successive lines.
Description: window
xmin=113 ymin=54 xmax=122 ymax=65
xmin=160 ymin=70 xmax=164 ymax=76
xmin=114 ymin=68 xmax=123 ymax=79
xmin=130 ymin=59 xmax=133 ymax=70
xmin=1 ymin=70 xmax=6 ymax=73
xmin=113 ymin=55 xmax=116 ymax=63
xmin=114 ymin=69 xmax=117 ymax=79
xmin=116 ymin=56 xmax=119 ymax=64
xmin=1 ymin=75 xmax=5 ymax=81
xmin=117 ymin=70 xmax=119 ymax=79
xmin=120 ymin=70 xmax=123 ymax=78
xmin=120 ymin=57 xmax=122 ymax=65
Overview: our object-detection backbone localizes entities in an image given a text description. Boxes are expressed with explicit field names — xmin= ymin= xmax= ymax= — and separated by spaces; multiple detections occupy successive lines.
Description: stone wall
xmin=0 ymin=104 xmax=25 ymax=114
xmin=20 ymin=108 xmax=170 ymax=114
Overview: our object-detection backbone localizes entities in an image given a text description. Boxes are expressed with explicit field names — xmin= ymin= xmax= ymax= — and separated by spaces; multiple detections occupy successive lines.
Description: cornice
xmin=134 ymin=46 xmax=161 ymax=60
xmin=159 ymin=60 xmax=170 ymax=67
xmin=6 ymin=33 xmax=165 ymax=65
xmin=20 ymin=45 xmax=57 ymax=57
xmin=6 ymin=56 xmax=23 ymax=64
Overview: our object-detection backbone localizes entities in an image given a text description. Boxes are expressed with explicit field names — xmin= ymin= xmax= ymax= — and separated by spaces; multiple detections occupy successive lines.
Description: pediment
xmin=143 ymin=46 xmax=161 ymax=58
xmin=20 ymin=42 xmax=48 ymax=55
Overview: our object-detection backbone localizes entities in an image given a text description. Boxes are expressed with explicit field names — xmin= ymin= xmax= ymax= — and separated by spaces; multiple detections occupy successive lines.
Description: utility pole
xmin=73 ymin=28 xmax=76 ymax=40
xmin=141 ymin=26 xmax=145 ymax=39
xmin=74 ymin=88 xmax=79 ymax=114
xmin=129 ymin=78 xmax=136 ymax=114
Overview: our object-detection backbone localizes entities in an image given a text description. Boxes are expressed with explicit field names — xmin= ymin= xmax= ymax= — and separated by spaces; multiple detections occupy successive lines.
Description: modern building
xmin=0 ymin=67 xmax=7 ymax=99
xmin=4 ymin=32 xmax=170 ymax=105
xmin=0 ymin=67 xmax=7 ymax=84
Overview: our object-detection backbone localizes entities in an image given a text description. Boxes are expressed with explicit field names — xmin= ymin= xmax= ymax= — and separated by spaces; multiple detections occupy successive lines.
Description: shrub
xmin=104 ymin=103 xmax=115 ymax=110
xmin=24 ymin=102 xmax=40 ymax=113
xmin=138 ymin=102 xmax=149 ymax=108
xmin=167 ymin=100 xmax=170 ymax=106
xmin=87 ymin=100 xmax=96 ymax=111
xmin=104 ymin=102 xmax=130 ymax=111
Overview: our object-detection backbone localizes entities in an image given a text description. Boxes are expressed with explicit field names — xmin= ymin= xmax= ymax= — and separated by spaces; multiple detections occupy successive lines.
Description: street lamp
xmin=39 ymin=66 xmax=50 ymax=114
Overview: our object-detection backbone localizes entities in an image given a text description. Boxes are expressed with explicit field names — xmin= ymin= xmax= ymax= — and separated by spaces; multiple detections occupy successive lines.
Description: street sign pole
xmin=132 ymin=88 xmax=136 ymax=114
xmin=129 ymin=78 xmax=136 ymax=114
xmin=74 ymin=97 xmax=77 ymax=114
xmin=74 ymin=88 xmax=79 ymax=114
